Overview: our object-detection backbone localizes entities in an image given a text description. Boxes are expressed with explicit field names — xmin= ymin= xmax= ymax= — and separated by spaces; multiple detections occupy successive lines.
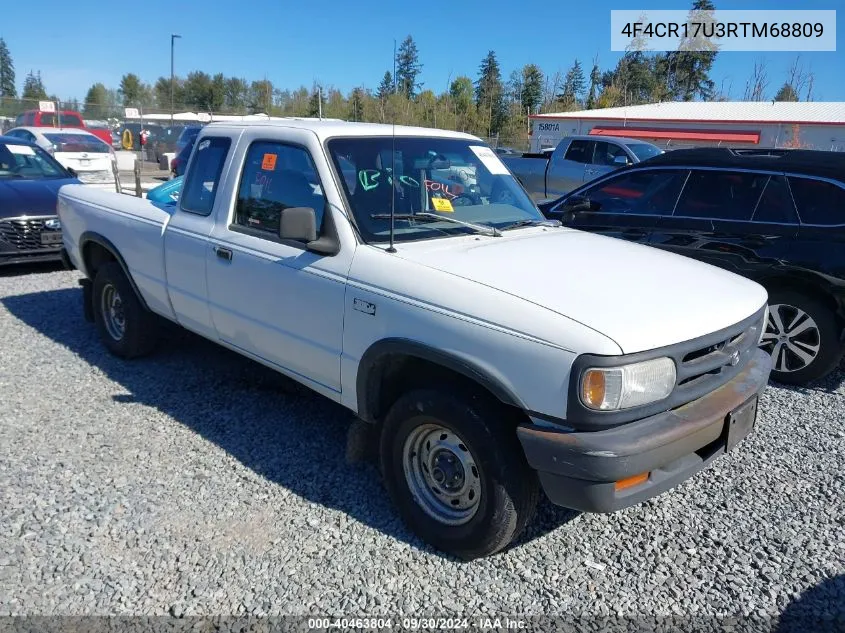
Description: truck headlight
xmin=580 ymin=357 xmax=676 ymax=411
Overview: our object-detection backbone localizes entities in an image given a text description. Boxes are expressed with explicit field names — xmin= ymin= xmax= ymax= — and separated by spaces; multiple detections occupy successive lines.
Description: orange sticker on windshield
xmin=261 ymin=153 xmax=277 ymax=170
xmin=432 ymin=197 xmax=454 ymax=212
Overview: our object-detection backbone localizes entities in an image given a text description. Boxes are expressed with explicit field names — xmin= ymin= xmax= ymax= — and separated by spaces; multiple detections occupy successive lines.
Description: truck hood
xmin=394 ymin=228 xmax=767 ymax=353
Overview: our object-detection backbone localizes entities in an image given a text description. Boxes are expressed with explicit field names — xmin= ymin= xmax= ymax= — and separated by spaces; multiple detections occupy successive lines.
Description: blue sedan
xmin=0 ymin=135 xmax=81 ymax=266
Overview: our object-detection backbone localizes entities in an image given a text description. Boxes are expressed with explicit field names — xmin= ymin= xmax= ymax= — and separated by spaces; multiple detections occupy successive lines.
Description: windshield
xmin=44 ymin=133 xmax=110 ymax=153
xmin=327 ymin=136 xmax=543 ymax=243
xmin=0 ymin=141 xmax=70 ymax=179
xmin=628 ymin=143 xmax=663 ymax=161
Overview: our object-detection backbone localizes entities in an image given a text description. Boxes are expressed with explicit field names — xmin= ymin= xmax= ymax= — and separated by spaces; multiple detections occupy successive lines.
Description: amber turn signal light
xmin=615 ymin=472 xmax=649 ymax=491
xmin=581 ymin=370 xmax=606 ymax=409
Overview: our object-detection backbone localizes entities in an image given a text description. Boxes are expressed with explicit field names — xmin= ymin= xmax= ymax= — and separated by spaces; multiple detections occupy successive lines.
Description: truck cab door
xmin=585 ymin=141 xmax=631 ymax=184
xmin=204 ymin=129 xmax=352 ymax=396
xmin=163 ymin=135 xmax=234 ymax=339
xmin=545 ymin=139 xmax=591 ymax=199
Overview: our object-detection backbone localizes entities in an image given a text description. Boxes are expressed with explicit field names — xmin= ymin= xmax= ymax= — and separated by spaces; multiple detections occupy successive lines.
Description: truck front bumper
xmin=517 ymin=348 xmax=772 ymax=512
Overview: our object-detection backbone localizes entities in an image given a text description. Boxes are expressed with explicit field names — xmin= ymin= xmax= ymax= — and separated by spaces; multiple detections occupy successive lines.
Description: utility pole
xmin=170 ymin=34 xmax=182 ymax=126
xmin=393 ymin=39 xmax=396 ymax=93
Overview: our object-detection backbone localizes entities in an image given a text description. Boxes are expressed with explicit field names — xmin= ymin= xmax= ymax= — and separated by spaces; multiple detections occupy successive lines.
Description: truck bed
xmin=58 ymin=184 xmax=176 ymax=321
xmin=501 ymin=154 xmax=550 ymax=201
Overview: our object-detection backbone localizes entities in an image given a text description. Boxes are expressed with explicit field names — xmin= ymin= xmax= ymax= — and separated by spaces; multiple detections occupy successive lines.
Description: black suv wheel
xmin=761 ymin=289 xmax=841 ymax=385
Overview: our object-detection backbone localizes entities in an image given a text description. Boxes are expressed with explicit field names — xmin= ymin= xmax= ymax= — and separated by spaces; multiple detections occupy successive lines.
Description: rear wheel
xmin=92 ymin=262 xmax=158 ymax=358
xmin=760 ymin=289 xmax=841 ymax=385
xmin=379 ymin=386 xmax=539 ymax=560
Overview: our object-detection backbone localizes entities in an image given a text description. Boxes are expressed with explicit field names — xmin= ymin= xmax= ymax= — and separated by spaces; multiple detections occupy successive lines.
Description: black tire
xmin=92 ymin=261 xmax=158 ymax=359
xmin=379 ymin=386 xmax=539 ymax=560
xmin=763 ymin=288 xmax=842 ymax=385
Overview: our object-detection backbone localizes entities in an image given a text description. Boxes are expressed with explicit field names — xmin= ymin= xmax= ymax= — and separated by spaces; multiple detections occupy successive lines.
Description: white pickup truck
xmin=57 ymin=120 xmax=772 ymax=559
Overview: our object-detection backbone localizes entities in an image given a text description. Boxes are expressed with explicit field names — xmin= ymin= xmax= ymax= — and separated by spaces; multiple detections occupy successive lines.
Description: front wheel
xmin=760 ymin=289 xmax=842 ymax=385
xmin=379 ymin=387 xmax=539 ymax=560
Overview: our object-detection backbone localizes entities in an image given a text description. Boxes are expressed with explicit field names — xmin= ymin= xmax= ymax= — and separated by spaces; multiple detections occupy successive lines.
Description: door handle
xmin=214 ymin=246 xmax=233 ymax=262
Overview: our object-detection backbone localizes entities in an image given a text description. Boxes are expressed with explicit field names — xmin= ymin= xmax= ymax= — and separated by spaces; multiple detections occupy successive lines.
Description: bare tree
xmin=743 ymin=59 xmax=769 ymax=101
xmin=543 ymin=71 xmax=562 ymax=110
xmin=806 ymin=73 xmax=815 ymax=102
xmin=785 ymin=55 xmax=814 ymax=102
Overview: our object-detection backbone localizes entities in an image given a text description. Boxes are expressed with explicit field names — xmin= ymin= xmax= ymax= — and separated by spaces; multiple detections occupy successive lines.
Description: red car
xmin=14 ymin=110 xmax=112 ymax=146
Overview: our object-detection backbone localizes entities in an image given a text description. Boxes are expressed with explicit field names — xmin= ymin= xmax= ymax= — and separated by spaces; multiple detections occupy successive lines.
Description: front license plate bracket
xmin=725 ymin=396 xmax=758 ymax=452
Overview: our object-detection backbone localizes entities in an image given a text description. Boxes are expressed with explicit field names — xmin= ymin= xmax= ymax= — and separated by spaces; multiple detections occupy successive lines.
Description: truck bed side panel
xmin=501 ymin=156 xmax=550 ymax=201
xmin=57 ymin=185 xmax=176 ymax=321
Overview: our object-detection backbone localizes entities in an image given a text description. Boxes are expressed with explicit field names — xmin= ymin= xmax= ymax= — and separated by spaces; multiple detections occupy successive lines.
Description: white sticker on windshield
xmin=7 ymin=144 xmax=35 ymax=155
xmin=469 ymin=145 xmax=509 ymax=175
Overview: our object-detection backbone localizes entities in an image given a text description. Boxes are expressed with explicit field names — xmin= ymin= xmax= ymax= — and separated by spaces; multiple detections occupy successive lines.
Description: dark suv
xmin=539 ymin=147 xmax=845 ymax=386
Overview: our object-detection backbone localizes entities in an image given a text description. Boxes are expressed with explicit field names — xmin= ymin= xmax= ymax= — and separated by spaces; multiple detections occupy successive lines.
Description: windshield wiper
xmin=499 ymin=218 xmax=562 ymax=231
xmin=370 ymin=212 xmax=501 ymax=237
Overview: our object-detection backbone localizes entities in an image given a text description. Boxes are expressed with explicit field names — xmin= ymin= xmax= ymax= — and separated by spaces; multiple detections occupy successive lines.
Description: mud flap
xmin=79 ymin=278 xmax=94 ymax=323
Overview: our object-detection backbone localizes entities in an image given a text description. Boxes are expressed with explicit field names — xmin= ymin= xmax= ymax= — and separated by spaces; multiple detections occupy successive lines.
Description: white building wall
xmin=531 ymin=118 xmax=845 ymax=153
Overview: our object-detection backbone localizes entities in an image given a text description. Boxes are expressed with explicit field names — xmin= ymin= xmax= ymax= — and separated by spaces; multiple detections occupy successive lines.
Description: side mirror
xmin=613 ymin=155 xmax=631 ymax=166
xmin=279 ymin=207 xmax=317 ymax=243
xmin=565 ymin=195 xmax=593 ymax=213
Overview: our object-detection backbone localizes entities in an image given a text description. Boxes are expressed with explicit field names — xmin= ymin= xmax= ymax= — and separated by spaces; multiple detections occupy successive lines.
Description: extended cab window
xmin=580 ymin=169 xmax=686 ymax=215
xmin=179 ymin=136 xmax=231 ymax=216
xmin=234 ymin=141 xmax=326 ymax=236
xmin=564 ymin=140 xmax=592 ymax=164
xmin=674 ymin=170 xmax=767 ymax=221
xmin=788 ymin=177 xmax=845 ymax=226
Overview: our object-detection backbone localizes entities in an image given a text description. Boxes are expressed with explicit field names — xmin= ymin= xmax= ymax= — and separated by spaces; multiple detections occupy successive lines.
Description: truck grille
xmin=670 ymin=309 xmax=765 ymax=404
xmin=0 ymin=218 xmax=60 ymax=251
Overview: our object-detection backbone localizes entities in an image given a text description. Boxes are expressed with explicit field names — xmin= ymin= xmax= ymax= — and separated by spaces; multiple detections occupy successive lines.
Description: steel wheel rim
xmin=402 ymin=423 xmax=481 ymax=526
xmin=759 ymin=303 xmax=820 ymax=373
xmin=100 ymin=283 xmax=126 ymax=341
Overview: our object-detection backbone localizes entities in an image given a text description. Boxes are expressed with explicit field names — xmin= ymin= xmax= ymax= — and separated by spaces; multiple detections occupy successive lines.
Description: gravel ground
xmin=0 ymin=265 xmax=843 ymax=628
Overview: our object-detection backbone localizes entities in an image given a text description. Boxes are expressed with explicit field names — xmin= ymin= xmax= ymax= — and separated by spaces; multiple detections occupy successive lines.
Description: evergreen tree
xmin=662 ymin=0 xmax=717 ymax=100
xmin=558 ymin=59 xmax=586 ymax=107
xmin=83 ymin=83 xmax=109 ymax=118
xmin=475 ymin=51 xmax=505 ymax=135
xmin=520 ymin=64 xmax=543 ymax=114
xmin=21 ymin=70 xmax=47 ymax=101
xmin=308 ymin=84 xmax=325 ymax=117
xmin=586 ymin=62 xmax=601 ymax=109
xmin=349 ymin=87 xmax=365 ymax=121
xmin=774 ymin=83 xmax=799 ymax=102
xmin=395 ymin=36 xmax=422 ymax=98
xmin=0 ymin=38 xmax=16 ymax=98
xmin=118 ymin=73 xmax=144 ymax=105
xmin=210 ymin=73 xmax=226 ymax=111
xmin=376 ymin=71 xmax=394 ymax=100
